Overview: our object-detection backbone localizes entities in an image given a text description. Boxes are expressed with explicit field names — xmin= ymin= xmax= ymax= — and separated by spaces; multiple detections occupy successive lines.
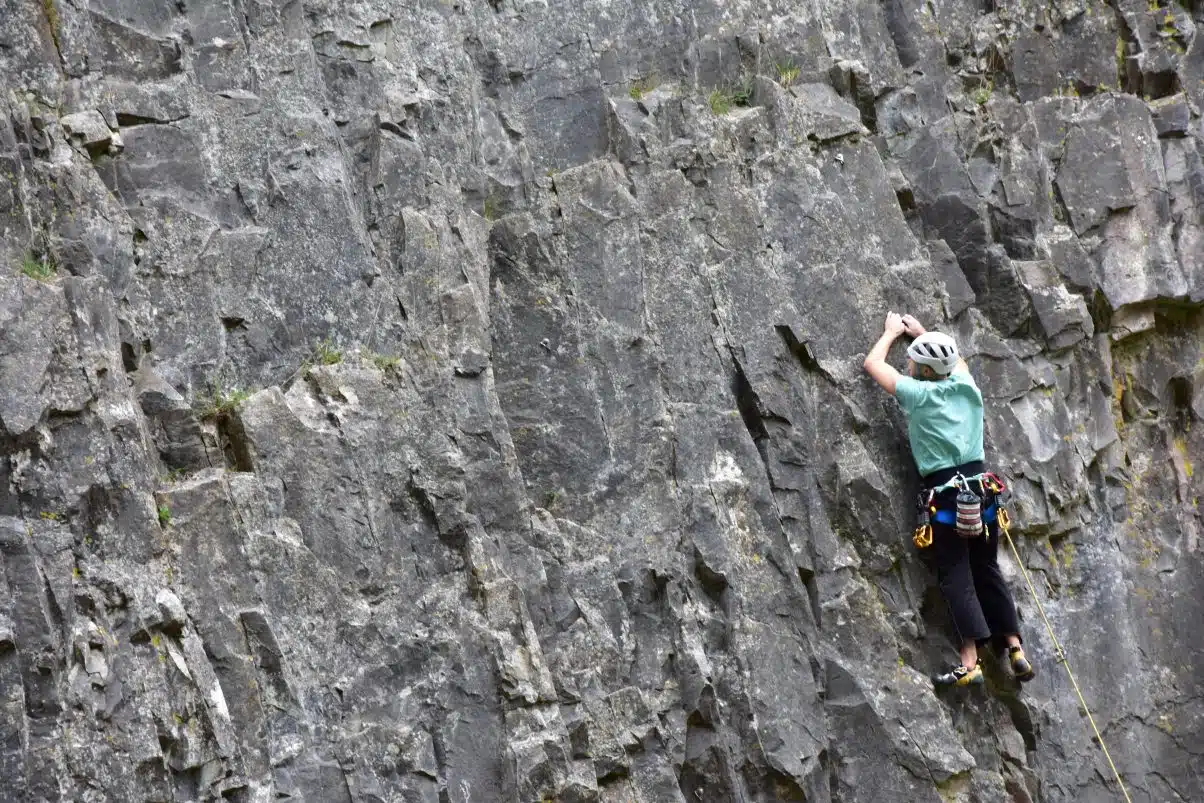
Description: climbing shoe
xmin=933 ymin=660 xmax=984 ymax=688
xmin=1008 ymin=646 xmax=1035 ymax=682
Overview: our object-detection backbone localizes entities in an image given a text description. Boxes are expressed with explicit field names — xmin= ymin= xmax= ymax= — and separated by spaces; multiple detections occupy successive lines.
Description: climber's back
xmin=894 ymin=364 xmax=984 ymax=480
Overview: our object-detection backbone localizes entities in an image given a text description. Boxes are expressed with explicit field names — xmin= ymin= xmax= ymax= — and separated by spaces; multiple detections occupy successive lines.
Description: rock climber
xmin=862 ymin=312 xmax=1035 ymax=688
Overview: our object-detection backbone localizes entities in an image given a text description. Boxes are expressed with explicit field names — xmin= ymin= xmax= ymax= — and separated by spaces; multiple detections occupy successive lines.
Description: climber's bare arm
xmin=863 ymin=313 xmax=906 ymax=395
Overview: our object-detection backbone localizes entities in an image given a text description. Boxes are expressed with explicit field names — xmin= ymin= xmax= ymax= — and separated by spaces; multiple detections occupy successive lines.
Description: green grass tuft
xmin=709 ymin=89 xmax=732 ymax=115
xmin=709 ymin=78 xmax=754 ymax=115
xmin=369 ymin=353 xmax=400 ymax=371
xmin=313 ymin=338 xmax=343 ymax=365
xmin=19 ymin=253 xmax=55 ymax=281
xmin=629 ymin=75 xmax=659 ymax=100
xmin=776 ymin=61 xmax=800 ymax=87
xmin=198 ymin=387 xmax=251 ymax=419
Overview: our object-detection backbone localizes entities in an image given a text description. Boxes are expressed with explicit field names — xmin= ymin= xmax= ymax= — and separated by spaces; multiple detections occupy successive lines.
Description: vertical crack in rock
xmin=730 ymin=355 xmax=772 ymax=471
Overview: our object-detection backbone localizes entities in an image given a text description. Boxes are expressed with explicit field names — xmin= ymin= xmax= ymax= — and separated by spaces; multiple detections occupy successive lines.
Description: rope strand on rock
xmin=997 ymin=508 xmax=1133 ymax=803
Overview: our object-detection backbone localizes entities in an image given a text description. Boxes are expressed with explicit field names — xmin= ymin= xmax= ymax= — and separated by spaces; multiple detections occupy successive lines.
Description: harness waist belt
xmin=923 ymin=460 xmax=986 ymax=489
xmin=932 ymin=503 xmax=998 ymax=526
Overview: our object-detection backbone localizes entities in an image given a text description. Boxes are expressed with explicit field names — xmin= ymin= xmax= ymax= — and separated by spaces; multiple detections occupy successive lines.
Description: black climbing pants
xmin=923 ymin=461 xmax=1022 ymax=648
xmin=929 ymin=518 xmax=1022 ymax=648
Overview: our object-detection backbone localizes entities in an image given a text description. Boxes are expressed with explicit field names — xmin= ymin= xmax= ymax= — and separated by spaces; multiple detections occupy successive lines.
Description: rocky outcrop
xmin=1 ymin=0 xmax=1203 ymax=801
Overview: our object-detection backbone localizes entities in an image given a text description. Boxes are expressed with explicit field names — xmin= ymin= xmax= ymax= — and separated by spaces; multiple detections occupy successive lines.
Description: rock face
xmin=1 ymin=0 xmax=1203 ymax=801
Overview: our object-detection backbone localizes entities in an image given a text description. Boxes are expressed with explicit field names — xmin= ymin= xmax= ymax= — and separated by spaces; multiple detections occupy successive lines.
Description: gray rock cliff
xmin=1 ymin=0 xmax=1202 ymax=800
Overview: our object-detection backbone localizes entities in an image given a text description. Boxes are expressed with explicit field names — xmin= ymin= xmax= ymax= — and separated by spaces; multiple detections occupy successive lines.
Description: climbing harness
xmin=911 ymin=471 xmax=1003 ymax=548
xmin=911 ymin=471 xmax=1134 ymax=802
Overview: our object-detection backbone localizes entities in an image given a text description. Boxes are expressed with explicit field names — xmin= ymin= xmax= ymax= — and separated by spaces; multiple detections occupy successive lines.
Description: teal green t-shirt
xmin=894 ymin=369 xmax=985 ymax=477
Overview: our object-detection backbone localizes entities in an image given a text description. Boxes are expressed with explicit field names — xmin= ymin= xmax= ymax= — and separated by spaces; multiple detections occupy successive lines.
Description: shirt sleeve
xmin=894 ymin=375 xmax=927 ymax=413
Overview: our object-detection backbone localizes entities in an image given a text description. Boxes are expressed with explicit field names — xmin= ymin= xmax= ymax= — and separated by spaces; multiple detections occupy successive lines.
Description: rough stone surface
xmin=1 ymin=1 xmax=1203 ymax=802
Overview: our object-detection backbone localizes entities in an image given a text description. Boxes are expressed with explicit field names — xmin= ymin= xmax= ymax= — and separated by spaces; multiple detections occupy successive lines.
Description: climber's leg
xmin=929 ymin=521 xmax=990 ymax=686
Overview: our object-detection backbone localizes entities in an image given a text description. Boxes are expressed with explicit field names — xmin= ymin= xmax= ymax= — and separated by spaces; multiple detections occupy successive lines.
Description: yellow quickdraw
xmin=913 ymin=490 xmax=937 ymax=549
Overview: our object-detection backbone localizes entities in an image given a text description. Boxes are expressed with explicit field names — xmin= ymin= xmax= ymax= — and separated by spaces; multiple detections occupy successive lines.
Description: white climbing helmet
xmin=906 ymin=331 xmax=959 ymax=375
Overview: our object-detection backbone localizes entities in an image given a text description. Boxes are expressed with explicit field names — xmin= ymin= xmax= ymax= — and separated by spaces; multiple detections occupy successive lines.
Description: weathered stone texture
xmin=2 ymin=0 xmax=1203 ymax=801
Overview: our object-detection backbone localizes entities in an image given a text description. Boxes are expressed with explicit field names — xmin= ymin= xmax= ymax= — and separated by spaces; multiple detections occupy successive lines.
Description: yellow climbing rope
xmin=997 ymin=508 xmax=1134 ymax=803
